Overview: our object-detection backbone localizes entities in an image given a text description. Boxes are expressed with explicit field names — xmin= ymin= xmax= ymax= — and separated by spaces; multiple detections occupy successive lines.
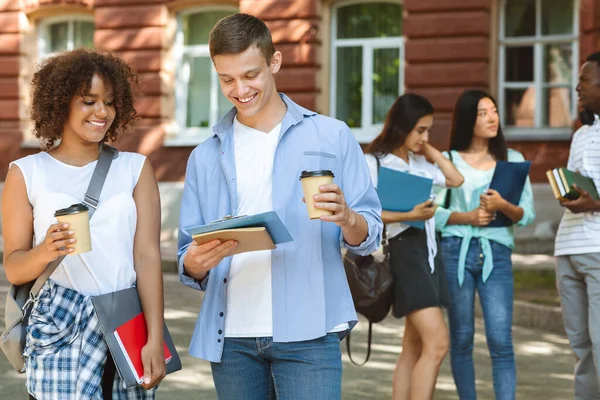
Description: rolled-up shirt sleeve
xmin=177 ymin=149 xmax=209 ymax=291
xmin=339 ymin=126 xmax=383 ymax=255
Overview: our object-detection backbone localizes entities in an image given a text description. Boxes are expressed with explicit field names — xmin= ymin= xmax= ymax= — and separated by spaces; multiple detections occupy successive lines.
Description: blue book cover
xmin=486 ymin=161 xmax=532 ymax=228
xmin=185 ymin=211 xmax=293 ymax=244
xmin=377 ymin=167 xmax=433 ymax=230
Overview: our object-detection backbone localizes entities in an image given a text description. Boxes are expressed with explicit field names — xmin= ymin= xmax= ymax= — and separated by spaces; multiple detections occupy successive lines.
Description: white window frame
xmin=37 ymin=15 xmax=95 ymax=60
xmin=498 ymin=0 xmax=579 ymax=141
xmin=330 ymin=0 xmax=404 ymax=144
xmin=168 ymin=6 xmax=238 ymax=146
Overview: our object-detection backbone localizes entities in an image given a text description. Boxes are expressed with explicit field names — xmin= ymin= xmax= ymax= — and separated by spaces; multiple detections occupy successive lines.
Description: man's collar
xmin=212 ymin=93 xmax=316 ymax=139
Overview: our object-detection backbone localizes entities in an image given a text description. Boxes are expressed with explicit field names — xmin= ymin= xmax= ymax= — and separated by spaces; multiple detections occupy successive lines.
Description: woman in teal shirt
xmin=435 ymin=90 xmax=535 ymax=400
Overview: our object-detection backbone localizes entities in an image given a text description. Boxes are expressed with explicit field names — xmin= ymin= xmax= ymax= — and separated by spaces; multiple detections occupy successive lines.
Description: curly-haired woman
xmin=1 ymin=49 xmax=166 ymax=399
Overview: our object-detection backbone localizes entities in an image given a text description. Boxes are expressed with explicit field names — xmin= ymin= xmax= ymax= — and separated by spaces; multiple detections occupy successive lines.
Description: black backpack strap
xmin=443 ymin=151 xmax=454 ymax=209
xmin=346 ymin=322 xmax=373 ymax=366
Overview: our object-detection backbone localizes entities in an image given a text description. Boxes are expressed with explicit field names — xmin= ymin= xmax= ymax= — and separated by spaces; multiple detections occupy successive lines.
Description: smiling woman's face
xmin=473 ymin=97 xmax=499 ymax=140
xmin=62 ymin=73 xmax=116 ymax=144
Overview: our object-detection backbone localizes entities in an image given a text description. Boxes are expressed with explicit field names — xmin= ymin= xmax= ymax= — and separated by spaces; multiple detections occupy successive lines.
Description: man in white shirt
xmin=555 ymin=51 xmax=600 ymax=400
xmin=177 ymin=13 xmax=382 ymax=400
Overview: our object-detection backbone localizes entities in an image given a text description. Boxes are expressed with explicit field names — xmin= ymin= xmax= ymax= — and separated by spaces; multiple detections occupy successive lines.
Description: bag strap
xmin=345 ymin=322 xmax=373 ymax=366
xmin=29 ymin=145 xmax=117 ymax=297
xmin=374 ymin=155 xmax=389 ymax=256
xmin=443 ymin=151 xmax=454 ymax=209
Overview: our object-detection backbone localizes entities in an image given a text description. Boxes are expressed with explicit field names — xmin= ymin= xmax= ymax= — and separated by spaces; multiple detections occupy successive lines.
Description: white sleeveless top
xmin=10 ymin=151 xmax=146 ymax=296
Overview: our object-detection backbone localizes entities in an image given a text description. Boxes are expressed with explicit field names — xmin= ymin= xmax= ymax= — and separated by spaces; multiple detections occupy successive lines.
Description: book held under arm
xmin=185 ymin=211 xmax=293 ymax=255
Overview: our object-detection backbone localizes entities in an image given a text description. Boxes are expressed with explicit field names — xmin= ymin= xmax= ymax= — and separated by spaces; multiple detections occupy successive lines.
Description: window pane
xmin=542 ymin=0 xmax=574 ymax=35
xmin=504 ymin=88 xmax=535 ymax=127
xmin=373 ymin=48 xmax=400 ymax=124
xmin=545 ymin=44 xmax=572 ymax=84
xmin=218 ymin=89 xmax=232 ymax=119
xmin=504 ymin=0 xmax=535 ymax=37
xmin=336 ymin=47 xmax=362 ymax=128
xmin=186 ymin=56 xmax=211 ymax=128
xmin=543 ymin=87 xmax=572 ymax=128
xmin=49 ymin=22 xmax=69 ymax=53
xmin=183 ymin=11 xmax=232 ymax=45
xmin=74 ymin=21 xmax=95 ymax=49
xmin=505 ymin=46 xmax=534 ymax=82
xmin=336 ymin=3 xmax=402 ymax=39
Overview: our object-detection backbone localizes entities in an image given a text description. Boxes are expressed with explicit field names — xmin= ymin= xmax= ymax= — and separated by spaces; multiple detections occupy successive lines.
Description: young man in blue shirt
xmin=177 ymin=13 xmax=382 ymax=399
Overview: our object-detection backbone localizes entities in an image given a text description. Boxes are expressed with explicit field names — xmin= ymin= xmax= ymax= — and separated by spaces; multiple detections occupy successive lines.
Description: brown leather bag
xmin=343 ymin=227 xmax=393 ymax=365
xmin=343 ymin=156 xmax=394 ymax=365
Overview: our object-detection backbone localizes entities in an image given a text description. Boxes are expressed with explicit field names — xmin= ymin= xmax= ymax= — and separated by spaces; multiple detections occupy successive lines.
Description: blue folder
xmin=185 ymin=211 xmax=293 ymax=244
xmin=377 ymin=167 xmax=433 ymax=230
xmin=486 ymin=161 xmax=532 ymax=228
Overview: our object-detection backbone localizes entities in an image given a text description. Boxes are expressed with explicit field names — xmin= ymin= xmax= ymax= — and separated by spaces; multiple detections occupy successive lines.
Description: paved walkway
xmin=0 ymin=270 xmax=576 ymax=400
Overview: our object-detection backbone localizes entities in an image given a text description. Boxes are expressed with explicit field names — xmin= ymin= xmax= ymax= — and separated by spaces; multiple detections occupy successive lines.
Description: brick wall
xmin=581 ymin=0 xmax=600 ymax=63
xmin=0 ymin=0 xmax=23 ymax=178
xmin=403 ymin=0 xmax=491 ymax=151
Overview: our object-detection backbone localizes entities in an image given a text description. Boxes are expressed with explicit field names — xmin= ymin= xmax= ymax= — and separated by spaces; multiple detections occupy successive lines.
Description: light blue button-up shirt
xmin=434 ymin=149 xmax=536 ymax=285
xmin=177 ymin=94 xmax=383 ymax=362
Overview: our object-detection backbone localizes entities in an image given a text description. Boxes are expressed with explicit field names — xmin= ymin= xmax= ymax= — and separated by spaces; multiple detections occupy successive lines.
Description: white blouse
xmin=10 ymin=151 xmax=146 ymax=296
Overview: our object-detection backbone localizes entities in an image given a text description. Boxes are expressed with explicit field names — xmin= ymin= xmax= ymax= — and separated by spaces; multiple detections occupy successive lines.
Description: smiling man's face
xmin=213 ymin=45 xmax=282 ymax=126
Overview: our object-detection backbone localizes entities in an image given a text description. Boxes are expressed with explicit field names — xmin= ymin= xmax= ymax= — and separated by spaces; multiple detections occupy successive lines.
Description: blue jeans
xmin=210 ymin=333 xmax=342 ymax=400
xmin=441 ymin=237 xmax=516 ymax=400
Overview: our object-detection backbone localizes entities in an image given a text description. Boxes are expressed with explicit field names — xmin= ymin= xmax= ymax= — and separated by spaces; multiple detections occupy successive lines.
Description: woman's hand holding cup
xmin=39 ymin=223 xmax=76 ymax=263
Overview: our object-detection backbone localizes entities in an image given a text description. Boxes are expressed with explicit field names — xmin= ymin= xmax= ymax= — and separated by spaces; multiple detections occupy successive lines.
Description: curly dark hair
xmin=30 ymin=48 xmax=140 ymax=148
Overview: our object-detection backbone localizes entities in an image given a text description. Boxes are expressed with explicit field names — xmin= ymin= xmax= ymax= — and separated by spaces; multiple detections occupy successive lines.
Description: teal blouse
xmin=434 ymin=149 xmax=536 ymax=286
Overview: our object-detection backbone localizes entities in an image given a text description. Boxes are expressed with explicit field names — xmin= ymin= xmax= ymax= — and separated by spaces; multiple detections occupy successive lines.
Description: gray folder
xmin=91 ymin=287 xmax=182 ymax=389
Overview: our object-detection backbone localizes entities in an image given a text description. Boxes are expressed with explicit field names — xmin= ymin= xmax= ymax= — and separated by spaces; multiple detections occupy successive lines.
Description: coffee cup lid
xmin=54 ymin=203 xmax=89 ymax=217
xmin=299 ymin=170 xmax=335 ymax=180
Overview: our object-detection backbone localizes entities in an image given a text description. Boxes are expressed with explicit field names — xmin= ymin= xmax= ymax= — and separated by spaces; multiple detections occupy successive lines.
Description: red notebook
xmin=113 ymin=312 xmax=173 ymax=384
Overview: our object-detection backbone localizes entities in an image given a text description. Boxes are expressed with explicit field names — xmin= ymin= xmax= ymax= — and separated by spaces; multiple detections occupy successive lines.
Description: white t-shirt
xmin=224 ymin=118 xmax=281 ymax=337
xmin=10 ymin=151 xmax=145 ymax=296
xmin=365 ymin=152 xmax=446 ymax=272
xmin=555 ymin=115 xmax=600 ymax=256
xmin=224 ymin=118 xmax=349 ymax=336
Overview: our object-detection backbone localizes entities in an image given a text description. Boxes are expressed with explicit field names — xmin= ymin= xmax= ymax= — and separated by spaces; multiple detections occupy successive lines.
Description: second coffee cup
xmin=300 ymin=170 xmax=334 ymax=219
xmin=54 ymin=203 xmax=91 ymax=255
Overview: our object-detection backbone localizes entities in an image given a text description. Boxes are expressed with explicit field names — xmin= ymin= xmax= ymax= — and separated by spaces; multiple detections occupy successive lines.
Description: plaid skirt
xmin=24 ymin=280 xmax=156 ymax=399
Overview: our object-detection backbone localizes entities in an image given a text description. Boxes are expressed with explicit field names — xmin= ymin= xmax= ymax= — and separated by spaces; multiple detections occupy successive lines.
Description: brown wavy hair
xmin=30 ymin=48 xmax=140 ymax=148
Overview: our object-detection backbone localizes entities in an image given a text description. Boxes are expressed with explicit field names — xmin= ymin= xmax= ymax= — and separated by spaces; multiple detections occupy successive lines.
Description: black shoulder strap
xmin=443 ymin=151 xmax=454 ymax=209
xmin=374 ymin=155 xmax=388 ymax=252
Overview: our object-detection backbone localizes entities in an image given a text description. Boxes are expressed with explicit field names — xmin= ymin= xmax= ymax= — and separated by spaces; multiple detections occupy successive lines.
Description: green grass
xmin=513 ymin=269 xmax=560 ymax=307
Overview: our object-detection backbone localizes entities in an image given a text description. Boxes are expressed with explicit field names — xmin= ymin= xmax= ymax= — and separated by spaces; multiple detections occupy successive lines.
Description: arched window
xmin=331 ymin=2 xmax=403 ymax=142
xmin=175 ymin=8 xmax=237 ymax=142
xmin=499 ymin=0 xmax=579 ymax=139
xmin=38 ymin=16 xmax=95 ymax=59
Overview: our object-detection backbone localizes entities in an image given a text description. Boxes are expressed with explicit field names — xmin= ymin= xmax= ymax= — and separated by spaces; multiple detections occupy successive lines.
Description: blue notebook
xmin=185 ymin=211 xmax=293 ymax=244
xmin=377 ymin=167 xmax=433 ymax=230
xmin=486 ymin=161 xmax=532 ymax=228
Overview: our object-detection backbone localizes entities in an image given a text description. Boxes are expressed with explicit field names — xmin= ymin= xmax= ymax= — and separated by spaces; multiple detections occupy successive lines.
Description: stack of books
xmin=546 ymin=168 xmax=600 ymax=201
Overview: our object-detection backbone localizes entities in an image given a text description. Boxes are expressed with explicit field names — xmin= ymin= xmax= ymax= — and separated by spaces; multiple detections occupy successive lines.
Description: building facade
xmin=0 ymin=0 xmax=598 ymax=186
